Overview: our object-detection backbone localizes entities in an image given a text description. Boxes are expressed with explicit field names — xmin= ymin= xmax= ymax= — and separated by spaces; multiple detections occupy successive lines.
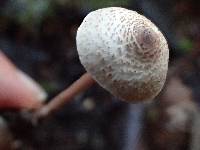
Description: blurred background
xmin=0 ymin=0 xmax=200 ymax=150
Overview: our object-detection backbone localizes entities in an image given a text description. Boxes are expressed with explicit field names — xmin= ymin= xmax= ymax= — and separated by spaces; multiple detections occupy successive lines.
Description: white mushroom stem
xmin=35 ymin=73 xmax=95 ymax=118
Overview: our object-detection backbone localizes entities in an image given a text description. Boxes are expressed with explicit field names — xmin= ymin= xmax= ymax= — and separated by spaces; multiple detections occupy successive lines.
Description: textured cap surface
xmin=76 ymin=7 xmax=169 ymax=102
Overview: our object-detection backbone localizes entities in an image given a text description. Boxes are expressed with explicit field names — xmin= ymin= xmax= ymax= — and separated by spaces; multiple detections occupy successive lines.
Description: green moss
xmin=178 ymin=38 xmax=194 ymax=53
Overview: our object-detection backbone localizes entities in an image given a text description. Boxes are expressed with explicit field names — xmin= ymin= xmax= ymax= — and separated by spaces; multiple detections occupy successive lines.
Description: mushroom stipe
xmin=35 ymin=73 xmax=94 ymax=118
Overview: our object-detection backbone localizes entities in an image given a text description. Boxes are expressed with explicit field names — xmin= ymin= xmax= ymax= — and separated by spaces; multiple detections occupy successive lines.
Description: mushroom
xmin=36 ymin=7 xmax=169 ymax=117
xmin=0 ymin=51 xmax=47 ymax=110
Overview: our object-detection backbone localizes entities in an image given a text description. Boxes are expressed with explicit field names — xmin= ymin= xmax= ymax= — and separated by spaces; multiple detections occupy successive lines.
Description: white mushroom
xmin=77 ymin=7 xmax=169 ymax=102
xmin=36 ymin=7 xmax=169 ymax=117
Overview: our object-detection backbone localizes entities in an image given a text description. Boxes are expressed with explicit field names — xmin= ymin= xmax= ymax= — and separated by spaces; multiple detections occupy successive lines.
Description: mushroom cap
xmin=76 ymin=7 xmax=169 ymax=102
xmin=0 ymin=51 xmax=47 ymax=109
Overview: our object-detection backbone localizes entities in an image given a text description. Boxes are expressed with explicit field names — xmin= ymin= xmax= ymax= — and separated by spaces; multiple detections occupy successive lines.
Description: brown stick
xmin=35 ymin=73 xmax=95 ymax=118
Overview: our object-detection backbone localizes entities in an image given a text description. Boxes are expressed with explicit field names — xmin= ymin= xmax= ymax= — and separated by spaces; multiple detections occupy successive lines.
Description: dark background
xmin=0 ymin=0 xmax=200 ymax=150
